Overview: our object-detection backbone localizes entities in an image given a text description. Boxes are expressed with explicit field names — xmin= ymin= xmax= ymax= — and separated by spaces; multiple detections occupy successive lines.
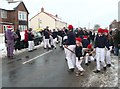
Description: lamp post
xmin=88 ymin=22 xmax=90 ymax=30
xmin=38 ymin=19 xmax=42 ymax=28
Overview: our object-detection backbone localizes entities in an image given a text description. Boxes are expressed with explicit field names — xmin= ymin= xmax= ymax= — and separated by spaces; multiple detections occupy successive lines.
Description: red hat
xmin=68 ymin=25 xmax=73 ymax=30
xmin=87 ymin=44 xmax=92 ymax=49
xmin=7 ymin=25 xmax=12 ymax=29
xmin=103 ymin=29 xmax=108 ymax=33
xmin=76 ymin=37 xmax=82 ymax=42
xmin=98 ymin=28 xmax=103 ymax=33
xmin=83 ymin=36 xmax=88 ymax=39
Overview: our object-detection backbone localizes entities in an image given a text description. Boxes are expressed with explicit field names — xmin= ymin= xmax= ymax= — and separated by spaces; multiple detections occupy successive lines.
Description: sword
xmin=64 ymin=46 xmax=75 ymax=54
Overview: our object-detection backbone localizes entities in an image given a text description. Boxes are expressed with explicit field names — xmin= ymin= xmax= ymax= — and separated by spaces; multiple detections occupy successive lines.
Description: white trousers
xmin=50 ymin=35 xmax=54 ymax=46
xmin=63 ymin=45 xmax=67 ymax=59
xmin=53 ymin=38 xmax=57 ymax=48
xmin=43 ymin=36 xmax=45 ymax=44
xmin=105 ymin=50 xmax=111 ymax=65
xmin=66 ymin=45 xmax=76 ymax=69
xmin=85 ymin=53 xmax=94 ymax=63
xmin=58 ymin=36 xmax=62 ymax=46
xmin=44 ymin=39 xmax=51 ymax=48
xmin=96 ymin=48 xmax=106 ymax=70
xmin=76 ymin=57 xmax=84 ymax=71
xmin=28 ymin=41 xmax=35 ymax=51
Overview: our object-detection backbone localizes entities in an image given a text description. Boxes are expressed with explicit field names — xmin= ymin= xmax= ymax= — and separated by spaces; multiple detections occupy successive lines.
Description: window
xmin=0 ymin=10 xmax=7 ymax=18
xmin=18 ymin=11 xmax=27 ymax=21
xmin=19 ymin=25 xmax=27 ymax=31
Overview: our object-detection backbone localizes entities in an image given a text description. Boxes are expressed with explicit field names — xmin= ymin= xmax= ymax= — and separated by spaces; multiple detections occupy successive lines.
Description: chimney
xmin=7 ymin=0 xmax=14 ymax=3
xmin=41 ymin=7 xmax=44 ymax=12
xmin=55 ymin=14 xmax=58 ymax=17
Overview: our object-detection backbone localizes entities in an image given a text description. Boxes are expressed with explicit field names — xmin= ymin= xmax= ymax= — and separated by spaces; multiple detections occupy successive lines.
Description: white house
xmin=29 ymin=7 xmax=67 ymax=31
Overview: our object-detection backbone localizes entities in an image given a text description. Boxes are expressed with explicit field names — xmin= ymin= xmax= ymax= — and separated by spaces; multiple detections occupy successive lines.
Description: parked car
xmin=34 ymin=31 xmax=43 ymax=46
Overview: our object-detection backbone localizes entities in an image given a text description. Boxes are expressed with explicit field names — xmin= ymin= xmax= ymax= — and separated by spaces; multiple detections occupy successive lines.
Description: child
xmin=75 ymin=37 xmax=84 ymax=76
xmin=84 ymin=44 xmax=95 ymax=66
xmin=82 ymin=36 xmax=90 ymax=54
xmin=82 ymin=36 xmax=90 ymax=48
xmin=103 ymin=29 xmax=112 ymax=67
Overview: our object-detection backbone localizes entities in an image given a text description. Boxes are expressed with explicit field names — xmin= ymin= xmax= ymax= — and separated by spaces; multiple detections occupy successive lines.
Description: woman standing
xmin=24 ymin=30 xmax=28 ymax=48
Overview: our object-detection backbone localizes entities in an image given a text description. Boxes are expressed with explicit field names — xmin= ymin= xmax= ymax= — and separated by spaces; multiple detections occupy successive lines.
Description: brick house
xmin=0 ymin=0 xmax=29 ymax=33
xmin=109 ymin=20 xmax=119 ymax=29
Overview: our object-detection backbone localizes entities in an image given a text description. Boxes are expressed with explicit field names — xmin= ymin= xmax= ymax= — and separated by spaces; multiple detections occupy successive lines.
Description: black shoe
xmin=103 ymin=67 xmax=107 ymax=71
xmin=85 ymin=63 xmax=89 ymax=66
xmin=10 ymin=56 xmax=16 ymax=59
xmin=68 ymin=68 xmax=74 ymax=72
xmin=51 ymin=45 xmax=54 ymax=48
xmin=48 ymin=48 xmax=52 ymax=50
xmin=65 ymin=58 xmax=67 ymax=61
xmin=88 ymin=61 xmax=91 ymax=63
xmin=107 ymin=64 xmax=111 ymax=67
xmin=34 ymin=48 xmax=37 ymax=50
xmin=28 ymin=50 xmax=33 ymax=52
xmin=60 ymin=46 xmax=63 ymax=48
xmin=94 ymin=59 xmax=96 ymax=61
xmin=44 ymin=48 xmax=47 ymax=49
xmin=93 ymin=70 xmax=100 ymax=73
xmin=7 ymin=56 xmax=10 ymax=58
xmin=25 ymin=56 xmax=29 ymax=59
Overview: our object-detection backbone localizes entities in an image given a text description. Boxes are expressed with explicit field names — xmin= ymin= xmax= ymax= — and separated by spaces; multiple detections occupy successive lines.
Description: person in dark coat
xmin=75 ymin=37 xmax=84 ymax=76
xmin=94 ymin=28 xmax=109 ymax=73
xmin=24 ymin=30 xmax=28 ymax=48
xmin=82 ymin=36 xmax=90 ymax=51
xmin=43 ymin=27 xmax=51 ymax=49
xmin=65 ymin=25 xmax=76 ymax=72
xmin=52 ymin=29 xmax=58 ymax=49
xmin=103 ymin=29 xmax=112 ymax=67
xmin=113 ymin=28 xmax=120 ymax=56
xmin=28 ymin=28 xmax=35 ymax=52
xmin=15 ymin=29 xmax=21 ymax=50
xmin=58 ymin=29 xmax=64 ymax=47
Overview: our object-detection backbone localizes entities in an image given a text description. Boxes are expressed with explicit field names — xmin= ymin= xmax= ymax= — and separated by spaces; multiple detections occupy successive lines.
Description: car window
xmin=37 ymin=32 xmax=42 ymax=37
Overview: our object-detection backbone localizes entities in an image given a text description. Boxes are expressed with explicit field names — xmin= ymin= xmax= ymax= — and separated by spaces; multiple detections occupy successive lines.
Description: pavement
xmin=1 ymin=43 xmax=119 ymax=87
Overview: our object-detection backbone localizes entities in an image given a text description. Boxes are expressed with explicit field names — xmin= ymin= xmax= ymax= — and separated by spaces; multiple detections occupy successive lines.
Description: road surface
xmin=1 ymin=45 xmax=119 ymax=87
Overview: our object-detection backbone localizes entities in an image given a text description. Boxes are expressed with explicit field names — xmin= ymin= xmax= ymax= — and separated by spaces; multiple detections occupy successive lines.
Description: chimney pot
xmin=41 ymin=7 xmax=44 ymax=12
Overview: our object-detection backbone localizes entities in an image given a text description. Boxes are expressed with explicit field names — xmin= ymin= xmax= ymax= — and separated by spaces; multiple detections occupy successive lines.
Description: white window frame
xmin=1 ymin=10 xmax=7 ymax=18
xmin=19 ymin=25 xmax=27 ymax=31
xmin=18 ymin=11 xmax=27 ymax=21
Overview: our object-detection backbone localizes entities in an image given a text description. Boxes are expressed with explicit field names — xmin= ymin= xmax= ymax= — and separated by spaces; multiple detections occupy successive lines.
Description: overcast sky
xmin=3 ymin=0 xmax=120 ymax=29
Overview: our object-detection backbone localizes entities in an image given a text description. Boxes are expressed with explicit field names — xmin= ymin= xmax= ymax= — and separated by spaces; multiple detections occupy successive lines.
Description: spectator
xmin=15 ymin=29 xmax=21 ymax=50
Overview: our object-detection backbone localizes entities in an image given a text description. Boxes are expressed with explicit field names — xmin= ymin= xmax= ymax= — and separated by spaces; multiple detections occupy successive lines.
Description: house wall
xmin=0 ymin=2 xmax=29 ymax=33
xmin=55 ymin=20 xmax=67 ymax=29
xmin=30 ymin=12 xmax=55 ymax=30
xmin=118 ymin=1 xmax=120 ymax=21
xmin=14 ymin=2 xmax=28 ymax=32
xmin=0 ymin=10 xmax=14 ymax=33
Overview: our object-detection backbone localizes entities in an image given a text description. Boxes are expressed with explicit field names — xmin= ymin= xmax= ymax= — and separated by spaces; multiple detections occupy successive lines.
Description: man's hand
xmin=64 ymin=45 xmax=68 ymax=48
xmin=118 ymin=44 xmax=120 ymax=47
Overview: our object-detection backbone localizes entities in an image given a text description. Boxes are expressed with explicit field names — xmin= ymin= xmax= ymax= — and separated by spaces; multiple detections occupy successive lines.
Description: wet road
xmin=2 ymin=45 xmax=119 ymax=87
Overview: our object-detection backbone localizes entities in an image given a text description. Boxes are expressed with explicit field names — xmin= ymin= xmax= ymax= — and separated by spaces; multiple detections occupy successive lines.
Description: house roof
xmin=30 ymin=10 xmax=66 ymax=24
xmin=0 ymin=0 xmax=20 ymax=10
